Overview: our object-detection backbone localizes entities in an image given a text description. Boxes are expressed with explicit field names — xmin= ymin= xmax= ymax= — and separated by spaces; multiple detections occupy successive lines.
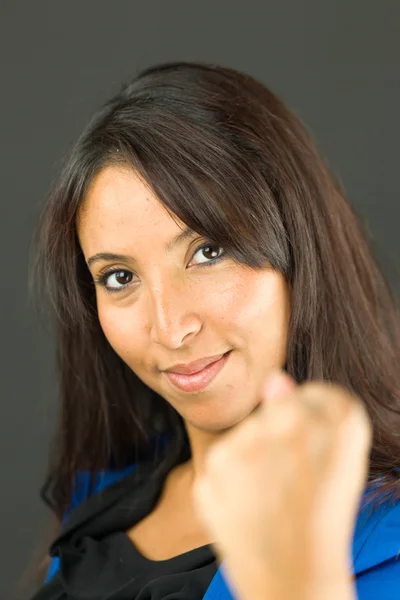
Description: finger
xmin=296 ymin=382 xmax=358 ymax=425
xmin=259 ymin=378 xmax=352 ymax=453
xmin=262 ymin=369 xmax=297 ymax=405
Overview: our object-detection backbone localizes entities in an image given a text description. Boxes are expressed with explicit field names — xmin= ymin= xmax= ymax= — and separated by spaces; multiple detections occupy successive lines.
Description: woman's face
xmin=77 ymin=166 xmax=290 ymax=431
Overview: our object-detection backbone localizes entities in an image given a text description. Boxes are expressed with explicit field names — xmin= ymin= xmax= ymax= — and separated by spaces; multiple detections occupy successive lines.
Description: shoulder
xmin=353 ymin=491 xmax=400 ymax=598
xmin=63 ymin=432 xmax=174 ymax=521
xmin=65 ymin=464 xmax=138 ymax=520
xmin=45 ymin=463 xmax=138 ymax=584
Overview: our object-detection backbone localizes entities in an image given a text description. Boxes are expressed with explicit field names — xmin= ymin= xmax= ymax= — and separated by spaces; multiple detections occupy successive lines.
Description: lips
xmin=164 ymin=353 xmax=227 ymax=375
xmin=163 ymin=351 xmax=231 ymax=393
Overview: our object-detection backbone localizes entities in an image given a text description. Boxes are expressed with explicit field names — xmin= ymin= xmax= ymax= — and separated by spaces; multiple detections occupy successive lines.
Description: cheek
xmin=204 ymin=279 xmax=250 ymax=324
xmin=230 ymin=272 xmax=290 ymax=363
xmin=222 ymin=271 xmax=289 ymax=331
xmin=97 ymin=303 xmax=145 ymax=363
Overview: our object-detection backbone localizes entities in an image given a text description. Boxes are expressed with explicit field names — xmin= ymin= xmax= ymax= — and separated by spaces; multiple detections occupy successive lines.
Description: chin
xmin=186 ymin=401 xmax=256 ymax=432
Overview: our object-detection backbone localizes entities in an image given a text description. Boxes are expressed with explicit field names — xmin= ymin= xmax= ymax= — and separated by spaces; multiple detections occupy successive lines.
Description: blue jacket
xmin=45 ymin=466 xmax=400 ymax=599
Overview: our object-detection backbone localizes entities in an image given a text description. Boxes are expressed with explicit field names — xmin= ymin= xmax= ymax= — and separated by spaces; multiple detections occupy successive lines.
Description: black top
xmin=31 ymin=448 xmax=218 ymax=599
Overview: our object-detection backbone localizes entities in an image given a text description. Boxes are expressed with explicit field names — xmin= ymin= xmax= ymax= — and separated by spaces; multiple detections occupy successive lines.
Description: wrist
xmin=306 ymin=571 xmax=356 ymax=600
xmin=242 ymin=578 xmax=356 ymax=600
xmin=221 ymin=556 xmax=355 ymax=600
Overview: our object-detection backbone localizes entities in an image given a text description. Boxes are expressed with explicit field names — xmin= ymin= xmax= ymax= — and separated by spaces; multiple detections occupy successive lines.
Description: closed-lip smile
xmin=162 ymin=351 xmax=232 ymax=393
xmin=163 ymin=353 xmax=228 ymax=375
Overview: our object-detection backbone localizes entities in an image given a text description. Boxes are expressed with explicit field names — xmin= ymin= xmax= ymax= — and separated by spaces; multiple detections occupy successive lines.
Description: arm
xmin=222 ymin=556 xmax=356 ymax=600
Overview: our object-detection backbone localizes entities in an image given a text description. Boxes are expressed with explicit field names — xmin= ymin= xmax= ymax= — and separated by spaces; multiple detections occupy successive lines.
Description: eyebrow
xmin=87 ymin=226 xmax=196 ymax=268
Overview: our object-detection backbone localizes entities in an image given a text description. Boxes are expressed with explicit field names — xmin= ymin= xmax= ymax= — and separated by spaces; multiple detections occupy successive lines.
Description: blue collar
xmin=202 ymin=489 xmax=400 ymax=599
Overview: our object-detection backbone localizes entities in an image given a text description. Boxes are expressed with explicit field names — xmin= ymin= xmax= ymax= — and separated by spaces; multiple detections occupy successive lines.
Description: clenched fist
xmin=192 ymin=370 xmax=373 ymax=600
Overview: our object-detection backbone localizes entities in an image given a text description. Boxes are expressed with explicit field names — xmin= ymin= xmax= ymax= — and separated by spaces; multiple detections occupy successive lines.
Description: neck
xmin=183 ymin=421 xmax=230 ymax=483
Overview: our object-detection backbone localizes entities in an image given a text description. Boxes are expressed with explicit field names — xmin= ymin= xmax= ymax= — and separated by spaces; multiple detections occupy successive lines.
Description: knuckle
xmin=265 ymin=401 xmax=306 ymax=437
xmin=298 ymin=381 xmax=359 ymax=423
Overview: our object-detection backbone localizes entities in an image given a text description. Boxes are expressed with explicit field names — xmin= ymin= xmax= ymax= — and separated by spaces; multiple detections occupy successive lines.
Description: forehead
xmin=77 ymin=166 xmax=181 ymax=246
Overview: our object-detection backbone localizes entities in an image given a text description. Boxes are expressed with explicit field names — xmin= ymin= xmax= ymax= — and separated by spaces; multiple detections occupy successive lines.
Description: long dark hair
xmin=31 ymin=61 xmax=400 ymax=533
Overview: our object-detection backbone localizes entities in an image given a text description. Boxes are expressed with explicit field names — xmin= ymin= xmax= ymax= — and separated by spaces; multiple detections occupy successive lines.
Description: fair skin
xmin=77 ymin=165 xmax=371 ymax=599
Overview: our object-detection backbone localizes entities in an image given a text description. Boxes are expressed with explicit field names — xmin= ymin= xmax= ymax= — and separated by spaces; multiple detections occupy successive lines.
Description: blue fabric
xmin=45 ymin=467 xmax=400 ymax=599
xmin=67 ymin=464 xmax=137 ymax=518
xmin=44 ymin=464 xmax=137 ymax=585
xmin=355 ymin=557 xmax=400 ymax=599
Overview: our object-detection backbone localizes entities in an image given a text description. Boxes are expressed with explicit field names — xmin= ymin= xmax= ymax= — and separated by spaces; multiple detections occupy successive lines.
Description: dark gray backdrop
xmin=1 ymin=1 xmax=399 ymax=596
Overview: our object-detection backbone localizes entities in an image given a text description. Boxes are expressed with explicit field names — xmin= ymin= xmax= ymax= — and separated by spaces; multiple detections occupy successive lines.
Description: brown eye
xmin=192 ymin=243 xmax=225 ymax=265
xmin=112 ymin=271 xmax=133 ymax=286
xmin=97 ymin=269 xmax=135 ymax=292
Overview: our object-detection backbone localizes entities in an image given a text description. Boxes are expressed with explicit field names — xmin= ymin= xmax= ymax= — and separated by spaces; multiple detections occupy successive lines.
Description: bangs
xmin=85 ymin=102 xmax=291 ymax=275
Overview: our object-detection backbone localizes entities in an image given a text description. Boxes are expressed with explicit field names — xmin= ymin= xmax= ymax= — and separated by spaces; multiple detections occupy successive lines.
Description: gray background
xmin=1 ymin=0 xmax=399 ymax=596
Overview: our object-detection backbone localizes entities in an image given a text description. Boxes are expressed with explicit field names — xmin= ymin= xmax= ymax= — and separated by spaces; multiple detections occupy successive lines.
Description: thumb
xmin=262 ymin=369 xmax=297 ymax=404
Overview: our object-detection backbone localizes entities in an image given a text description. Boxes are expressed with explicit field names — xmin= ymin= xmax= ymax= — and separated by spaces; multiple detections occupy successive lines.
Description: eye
xmin=96 ymin=269 xmax=135 ymax=293
xmin=94 ymin=242 xmax=225 ymax=294
xmin=191 ymin=243 xmax=225 ymax=266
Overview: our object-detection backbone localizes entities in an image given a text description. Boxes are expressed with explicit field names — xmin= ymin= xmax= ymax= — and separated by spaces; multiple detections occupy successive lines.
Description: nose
xmin=147 ymin=277 xmax=202 ymax=349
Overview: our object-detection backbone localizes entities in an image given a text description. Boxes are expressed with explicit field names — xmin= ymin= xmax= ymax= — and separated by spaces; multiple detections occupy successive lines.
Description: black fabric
xmin=31 ymin=447 xmax=218 ymax=599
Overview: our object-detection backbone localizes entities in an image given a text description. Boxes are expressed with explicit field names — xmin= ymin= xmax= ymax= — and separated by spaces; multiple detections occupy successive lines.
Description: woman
xmin=28 ymin=61 xmax=400 ymax=599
